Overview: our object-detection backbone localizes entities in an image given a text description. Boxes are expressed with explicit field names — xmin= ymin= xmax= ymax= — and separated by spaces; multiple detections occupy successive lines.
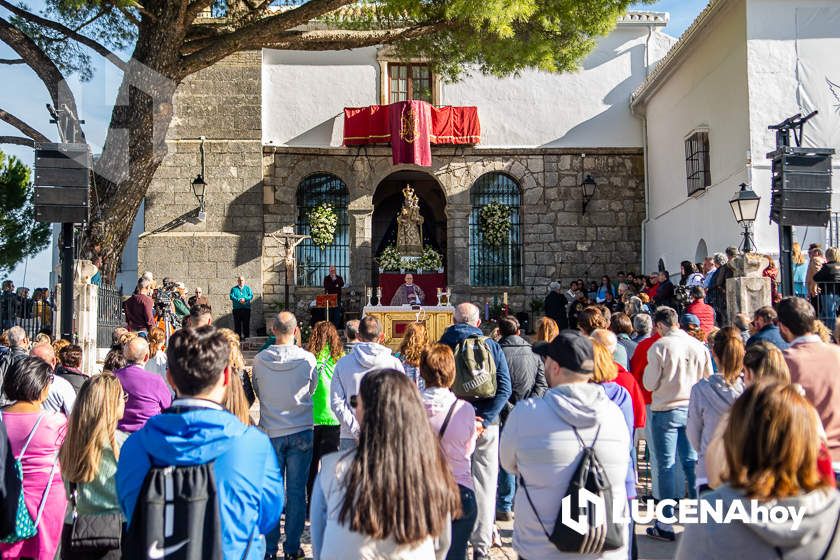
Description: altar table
xmin=378 ymin=272 xmax=447 ymax=306
xmin=362 ymin=305 xmax=454 ymax=351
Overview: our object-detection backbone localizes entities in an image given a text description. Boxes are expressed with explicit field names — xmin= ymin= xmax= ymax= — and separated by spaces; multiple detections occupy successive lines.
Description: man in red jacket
xmin=684 ymin=286 xmax=715 ymax=334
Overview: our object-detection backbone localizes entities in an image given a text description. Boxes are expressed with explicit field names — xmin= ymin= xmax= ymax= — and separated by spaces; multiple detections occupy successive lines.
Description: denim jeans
xmin=651 ymin=408 xmax=697 ymax=525
xmin=496 ymin=466 xmax=516 ymax=513
xmin=266 ymin=429 xmax=314 ymax=556
xmin=447 ymin=484 xmax=477 ymax=560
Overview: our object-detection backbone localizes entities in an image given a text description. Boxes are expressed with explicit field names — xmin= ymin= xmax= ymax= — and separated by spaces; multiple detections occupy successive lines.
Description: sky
xmin=2 ymin=0 xmax=708 ymax=289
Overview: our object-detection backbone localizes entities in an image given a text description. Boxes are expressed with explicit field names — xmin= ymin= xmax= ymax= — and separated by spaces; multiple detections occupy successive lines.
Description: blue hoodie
xmin=600 ymin=382 xmax=636 ymax=499
xmin=116 ymin=402 xmax=283 ymax=560
xmin=439 ymin=323 xmax=512 ymax=427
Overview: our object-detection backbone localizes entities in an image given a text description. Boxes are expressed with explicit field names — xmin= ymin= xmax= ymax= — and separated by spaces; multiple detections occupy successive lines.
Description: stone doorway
xmin=372 ymin=170 xmax=447 ymax=283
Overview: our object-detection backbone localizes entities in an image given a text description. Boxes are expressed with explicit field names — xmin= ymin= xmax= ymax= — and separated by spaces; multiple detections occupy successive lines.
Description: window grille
xmin=685 ymin=130 xmax=711 ymax=196
xmin=296 ymin=174 xmax=350 ymax=287
xmin=469 ymin=173 xmax=522 ymax=286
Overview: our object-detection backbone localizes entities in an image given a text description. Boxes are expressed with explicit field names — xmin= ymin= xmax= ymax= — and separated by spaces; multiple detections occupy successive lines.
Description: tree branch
xmin=117 ymin=6 xmax=142 ymax=27
xmin=0 ymin=16 xmax=84 ymax=142
xmin=0 ymin=57 xmax=22 ymax=64
xmin=0 ymin=0 xmax=128 ymax=71
xmin=181 ymin=0 xmax=357 ymax=68
xmin=0 ymin=108 xmax=51 ymax=143
xmin=0 ymin=135 xmax=35 ymax=147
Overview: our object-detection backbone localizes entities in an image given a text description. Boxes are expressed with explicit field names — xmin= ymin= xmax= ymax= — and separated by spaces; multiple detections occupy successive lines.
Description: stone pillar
xmin=55 ymin=281 xmax=99 ymax=374
xmin=446 ymin=203 xmax=471 ymax=292
xmin=349 ymin=207 xmax=373 ymax=288
xmin=725 ymin=253 xmax=771 ymax=325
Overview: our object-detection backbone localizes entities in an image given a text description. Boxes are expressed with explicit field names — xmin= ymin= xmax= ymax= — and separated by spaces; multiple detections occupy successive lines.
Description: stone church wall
xmin=138 ymin=51 xmax=265 ymax=333
xmin=264 ymin=146 xmax=645 ymax=320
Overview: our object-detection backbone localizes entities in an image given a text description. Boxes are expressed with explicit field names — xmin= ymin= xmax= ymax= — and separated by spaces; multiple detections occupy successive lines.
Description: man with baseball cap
xmin=500 ymin=331 xmax=630 ymax=560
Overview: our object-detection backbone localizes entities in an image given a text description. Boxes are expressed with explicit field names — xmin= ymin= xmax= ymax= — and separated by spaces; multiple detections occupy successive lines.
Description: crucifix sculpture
xmin=268 ymin=226 xmax=309 ymax=310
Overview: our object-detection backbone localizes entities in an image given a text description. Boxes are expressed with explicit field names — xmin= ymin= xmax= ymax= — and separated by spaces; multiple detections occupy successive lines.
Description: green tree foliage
xmin=0 ymin=151 xmax=50 ymax=275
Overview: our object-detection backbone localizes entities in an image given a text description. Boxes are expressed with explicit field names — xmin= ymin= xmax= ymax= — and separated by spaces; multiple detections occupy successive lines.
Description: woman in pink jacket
xmin=419 ymin=344 xmax=479 ymax=560
xmin=0 ymin=356 xmax=68 ymax=560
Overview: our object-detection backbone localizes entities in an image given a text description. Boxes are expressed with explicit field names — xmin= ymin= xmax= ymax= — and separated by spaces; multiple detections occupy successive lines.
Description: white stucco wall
xmin=746 ymin=0 xmax=840 ymax=248
xmin=641 ymin=0 xmax=753 ymax=273
xmin=261 ymin=24 xmax=673 ymax=148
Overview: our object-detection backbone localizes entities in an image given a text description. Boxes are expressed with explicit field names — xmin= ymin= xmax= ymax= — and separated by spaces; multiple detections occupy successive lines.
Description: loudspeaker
xmin=769 ymin=147 xmax=834 ymax=227
xmin=33 ymin=143 xmax=90 ymax=224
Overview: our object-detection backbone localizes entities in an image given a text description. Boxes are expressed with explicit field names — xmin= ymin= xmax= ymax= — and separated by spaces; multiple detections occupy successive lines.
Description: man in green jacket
xmin=230 ymin=275 xmax=254 ymax=340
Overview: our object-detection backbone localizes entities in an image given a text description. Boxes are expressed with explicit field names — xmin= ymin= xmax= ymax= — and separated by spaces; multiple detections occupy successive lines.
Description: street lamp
xmin=192 ymin=136 xmax=207 ymax=221
xmin=729 ymin=182 xmax=761 ymax=252
xmin=581 ymin=175 xmax=597 ymax=214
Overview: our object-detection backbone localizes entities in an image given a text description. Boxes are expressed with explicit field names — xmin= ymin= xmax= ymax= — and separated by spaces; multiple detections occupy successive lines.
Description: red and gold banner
xmin=343 ymin=102 xmax=480 ymax=166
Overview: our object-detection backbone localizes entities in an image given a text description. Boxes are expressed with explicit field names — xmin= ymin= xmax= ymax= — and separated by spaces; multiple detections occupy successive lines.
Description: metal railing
xmin=97 ymin=284 xmax=124 ymax=348
xmin=0 ymin=293 xmax=55 ymax=340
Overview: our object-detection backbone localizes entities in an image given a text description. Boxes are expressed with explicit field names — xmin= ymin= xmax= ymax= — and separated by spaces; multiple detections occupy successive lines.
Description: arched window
xmin=469 ymin=173 xmax=522 ymax=286
xmin=296 ymin=174 xmax=349 ymax=287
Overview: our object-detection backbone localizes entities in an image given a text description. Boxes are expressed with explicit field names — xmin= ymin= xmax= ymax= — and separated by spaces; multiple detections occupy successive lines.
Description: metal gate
xmin=97 ymin=284 xmax=123 ymax=348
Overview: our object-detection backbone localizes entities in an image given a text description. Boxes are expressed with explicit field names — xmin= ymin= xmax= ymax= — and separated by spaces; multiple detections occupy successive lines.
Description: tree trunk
xmin=83 ymin=9 xmax=187 ymax=282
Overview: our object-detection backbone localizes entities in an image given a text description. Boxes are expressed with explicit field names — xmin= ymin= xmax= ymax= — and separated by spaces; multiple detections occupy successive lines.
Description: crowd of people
xmin=0 ymin=280 xmax=55 ymax=337
xmin=1 ymin=257 xmax=840 ymax=560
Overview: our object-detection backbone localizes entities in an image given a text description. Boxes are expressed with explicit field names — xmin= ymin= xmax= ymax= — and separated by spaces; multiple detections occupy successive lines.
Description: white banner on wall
xmin=796 ymin=7 xmax=840 ymax=151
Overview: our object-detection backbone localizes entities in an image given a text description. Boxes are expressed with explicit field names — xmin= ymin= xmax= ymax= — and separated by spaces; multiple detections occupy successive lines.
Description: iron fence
xmin=0 ymin=291 xmax=55 ymax=340
xmin=97 ymin=284 xmax=124 ymax=348
xmin=469 ymin=172 xmax=522 ymax=286
xmin=296 ymin=174 xmax=350 ymax=287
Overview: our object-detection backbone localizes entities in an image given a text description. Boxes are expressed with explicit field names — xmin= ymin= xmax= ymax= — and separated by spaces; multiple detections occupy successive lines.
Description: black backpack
xmin=520 ymin=425 xmax=624 ymax=554
xmin=124 ymin=462 xmax=227 ymax=560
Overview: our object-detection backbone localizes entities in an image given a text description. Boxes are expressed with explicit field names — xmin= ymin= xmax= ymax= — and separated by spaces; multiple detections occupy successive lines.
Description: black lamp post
xmin=729 ymin=182 xmax=761 ymax=252
xmin=581 ymin=174 xmax=597 ymax=214
xmin=192 ymin=136 xmax=207 ymax=221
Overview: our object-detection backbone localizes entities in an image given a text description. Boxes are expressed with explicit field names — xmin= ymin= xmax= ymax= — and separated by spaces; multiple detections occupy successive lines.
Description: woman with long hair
xmin=311 ymin=369 xmax=460 ymax=559
xmin=217 ymin=327 xmax=254 ymax=425
xmin=792 ymin=242 xmax=809 ymax=297
xmin=535 ymin=316 xmax=559 ymax=343
xmin=144 ymin=327 xmax=168 ymax=382
xmin=595 ymin=275 xmax=613 ymax=303
xmin=687 ymin=327 xmax=745 ymax=495
xmin=676 ymin=383 xmax=840 ymax=559
xmin=419 ymin=345 xmax=478 ymax=560
xmin=0 ymin=357 xmax=68 ymax=560
xmin=306 ymin=321 xmax=344 ymax=509
xmin=59 ymin=374 xmax=126 ymax=559
xmin=397 ymin=322 xmax=428 ymax=388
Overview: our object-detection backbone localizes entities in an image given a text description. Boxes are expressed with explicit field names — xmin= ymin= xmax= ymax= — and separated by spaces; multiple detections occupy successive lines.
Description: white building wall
xmin=641 ymin=0 xmax=752 ymax=274
xmin=746 ymin=0 xmax=840 ymax=249
xmin=262 ymin=24 xmax=673 ymax=149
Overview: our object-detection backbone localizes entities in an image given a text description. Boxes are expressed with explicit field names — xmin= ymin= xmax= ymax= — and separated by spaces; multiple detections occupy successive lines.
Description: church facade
xmin=137 ymin=11 xmax=673 ymax=331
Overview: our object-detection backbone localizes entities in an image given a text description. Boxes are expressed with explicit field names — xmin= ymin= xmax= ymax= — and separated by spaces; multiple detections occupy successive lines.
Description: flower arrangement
xmin=377 ymin=245 xmax=402 ymax=271
xmin=378 ymin=245 xmax=444 ymax=272
xmin=307 ymin=203 xmax=338 ymax=249
xmin=479 ymin=202 xmax=511 ymax=248
xmin=417 ymin=247 xmax=443 ymax=271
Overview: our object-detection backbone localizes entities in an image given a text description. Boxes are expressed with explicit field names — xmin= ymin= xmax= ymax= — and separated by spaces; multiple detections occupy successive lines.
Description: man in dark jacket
xmin=439 ymin=303 xmax=511 ymax=560
xmin=746 ymin=306 xmax=789 ymax=350
xmin=123 ymin=277 xmax=155 ymax=333
xmin=0 ymin=326 xmax=28 ymax=405
xmin=654 ymin=270 xmax=676 ymax=309
xmin=813 ymin=247 xmax=840 ymax=324
xmin=543 ymin=281 xmax=568 ymax=330
xmin=495 ymin=315 xmax=545 ymax=521
xmin=0 ymin=280 xmax=18 ymax=330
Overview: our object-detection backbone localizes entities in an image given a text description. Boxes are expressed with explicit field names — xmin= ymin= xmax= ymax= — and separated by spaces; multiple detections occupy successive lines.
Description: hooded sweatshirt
xmin=601 ymin=382 xmax=636 ymax=499
xmin=687 ymin=374 xmax=745 ymax=480
xmin=330 ymin=342 xmax=404 ymax=440
xmin=500 ymin=383 xmax=630 ymax=560
xmin=252 ymin=343 xmax=318 ymax=438
xmin=421 ymin=387 xmax=477 ymax=489
xmin=116 ymin=401 xmax=284 ymax=560
xmin=675 ymin=485 xmax=840 ymax=560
